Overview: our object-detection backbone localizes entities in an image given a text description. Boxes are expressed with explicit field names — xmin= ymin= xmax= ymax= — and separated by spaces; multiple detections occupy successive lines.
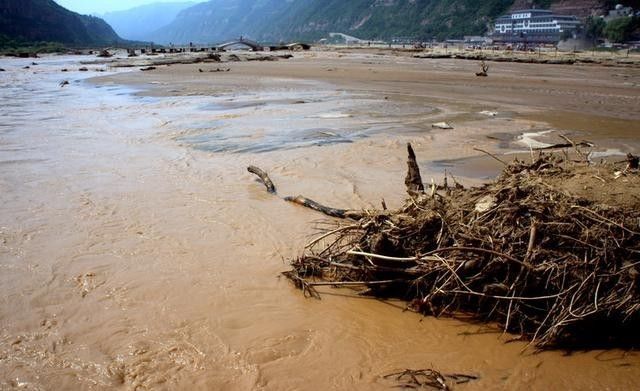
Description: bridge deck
xmin=217 ymin=39 xmax=263 ymax=51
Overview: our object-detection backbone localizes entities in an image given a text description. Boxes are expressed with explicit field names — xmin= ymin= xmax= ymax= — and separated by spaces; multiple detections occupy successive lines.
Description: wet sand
xmin=1 ymin=51 xmax=639 ymax=390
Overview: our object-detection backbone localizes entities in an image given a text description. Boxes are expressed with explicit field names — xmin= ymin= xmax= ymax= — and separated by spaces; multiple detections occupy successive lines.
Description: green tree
xmin=584 ymin=16 xmax=606 ymax=40
xmin=604 ymin=16 xmax=637 ymax=43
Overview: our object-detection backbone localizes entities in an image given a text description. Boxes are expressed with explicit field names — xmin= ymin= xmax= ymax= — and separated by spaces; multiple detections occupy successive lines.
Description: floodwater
xmin=1 ymin=55 xmax=639 ymax=390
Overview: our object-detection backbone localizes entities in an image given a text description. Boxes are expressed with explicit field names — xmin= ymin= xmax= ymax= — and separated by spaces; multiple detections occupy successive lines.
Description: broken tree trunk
xmin=247 ymin=165 xmax=363 ymax=219
xmin=475 ymin=60 xmax=489 ymax=77
xmin=404 ymin=143 xmax=424 ymax=196
xmin=627 ymin=153 xmax=639 ymax=170
xmin=248 ymin=165 xmax=276 ymax=193
xmin=284 ymin=195 xmax=364 ymax=220
xmin=534 ymin=141 xmax=594 ymax=151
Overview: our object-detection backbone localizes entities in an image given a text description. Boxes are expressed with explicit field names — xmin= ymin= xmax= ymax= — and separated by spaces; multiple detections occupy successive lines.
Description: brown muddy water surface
xmin=1 ymin=52 xmax=640 ymax=390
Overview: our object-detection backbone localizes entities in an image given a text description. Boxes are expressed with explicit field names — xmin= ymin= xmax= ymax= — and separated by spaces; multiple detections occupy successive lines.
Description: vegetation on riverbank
xmin=0 ymin=34 xmax=66 ymax=55
xmin=586 ymin=15 xmax=640 ymax=43
xmin=0 ymin=0 xmax=122 ymax=48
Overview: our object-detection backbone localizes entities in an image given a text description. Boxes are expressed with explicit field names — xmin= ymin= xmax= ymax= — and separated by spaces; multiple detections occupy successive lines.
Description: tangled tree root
xmin=269 ymin=144 xmax=640 ymax=349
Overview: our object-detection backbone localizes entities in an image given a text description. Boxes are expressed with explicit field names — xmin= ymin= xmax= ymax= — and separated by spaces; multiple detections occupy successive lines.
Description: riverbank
xmin=95 ymin=48 xmax=640 ymax=156
xmin=1 ymin=51 xmax=639 ymax=390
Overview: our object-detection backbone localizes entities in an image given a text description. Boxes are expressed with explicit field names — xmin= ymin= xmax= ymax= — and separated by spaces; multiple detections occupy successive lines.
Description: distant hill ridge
xmin=0 ymin=0 xmax=627 ymax=48
xmin=0 ymin=0 xmax=121 ymax=46
xmin=102 ymin=2 xmax=196 ymax=41
xmin=149 ymin=0 xmax=619 ymax=44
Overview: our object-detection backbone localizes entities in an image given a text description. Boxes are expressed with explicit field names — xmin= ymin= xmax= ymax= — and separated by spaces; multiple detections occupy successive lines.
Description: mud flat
xmin=0 ymin=50 xmax=639 ymax=390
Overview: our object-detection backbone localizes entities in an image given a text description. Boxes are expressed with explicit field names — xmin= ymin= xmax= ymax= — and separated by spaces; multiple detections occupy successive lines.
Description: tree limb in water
xmin=247 ymin=165 xmax=276 ymax=194
xmin=246 ymin=165 xmax=364 ymax=220
xmin=284 ymin=195 xmax=364 ymax=220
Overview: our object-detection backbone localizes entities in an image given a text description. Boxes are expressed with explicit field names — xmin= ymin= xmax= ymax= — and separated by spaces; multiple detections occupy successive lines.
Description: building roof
xmin=513 ymin=9 xmax=554 ymax=14
xmin=497 ymin=9 xmax=555 ymax=19
xmin=495 ymin=10 xmax=579 ymax=22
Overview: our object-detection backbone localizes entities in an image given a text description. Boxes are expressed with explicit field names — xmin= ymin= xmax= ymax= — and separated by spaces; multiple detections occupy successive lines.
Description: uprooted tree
xmin=248 ymin=145 xmax=640 ymax=349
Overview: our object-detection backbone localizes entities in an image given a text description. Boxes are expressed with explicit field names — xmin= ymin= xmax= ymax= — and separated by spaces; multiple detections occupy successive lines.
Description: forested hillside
xmin=0 ymin=0 xmax=121 ymax=47
xmin=151 ymin=0 xmax=625 ymax=44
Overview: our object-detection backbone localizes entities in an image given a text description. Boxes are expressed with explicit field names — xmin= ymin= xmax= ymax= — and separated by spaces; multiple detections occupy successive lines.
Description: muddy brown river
xmin=1 ymin=51 xmax=640 ymax=390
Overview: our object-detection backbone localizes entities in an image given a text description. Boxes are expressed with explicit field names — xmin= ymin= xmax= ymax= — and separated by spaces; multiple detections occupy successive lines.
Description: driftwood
xmin=247 ymin=165 xmax=276 ymax=193
xmin=533 ymin=141 xmax=594 ymax=151
xmin=384 ymin=368 xmax=478 ymax=390
xmin=475 ymin=60 xmax=489 ymax=77
xmin=140 ymin=66 xmax=156 ymax=71
xmin=627 ymin=153 xmax=639 ymax=170
xmin=247 ymin=165 xmax=364 ymax=219
xmin=472 ymin=147 xmax=507 ymax=166
xmin=206 ymin=53 xmax=222 ymax=62
xmin=199 ymin=68 xmax=231 ymax=73
xmin=404 ymin=143 xmax=425 ymax=195
xmin=284 ymin=195 xmax=364 ymax=219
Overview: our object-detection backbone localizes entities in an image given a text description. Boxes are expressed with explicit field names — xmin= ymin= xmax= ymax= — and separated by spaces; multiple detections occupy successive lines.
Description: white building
xmin=493 ymin=9 xmax=580 ymax=44
xmin=605 ymin=4 xmax=634 ymax=21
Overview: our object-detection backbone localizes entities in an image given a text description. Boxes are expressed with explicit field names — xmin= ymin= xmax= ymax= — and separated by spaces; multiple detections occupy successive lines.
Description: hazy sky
xmin=55 ymin=0 xmax=198 ymax=15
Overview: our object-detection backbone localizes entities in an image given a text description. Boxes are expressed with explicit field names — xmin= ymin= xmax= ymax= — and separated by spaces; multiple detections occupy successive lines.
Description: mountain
xmin=0 ymin=0 xmax=121 ymax=46
xmin=150 ymin=0 xmax=620 ymax=45
xmin=262 ymin=0 xmax=517 ymax=42
xmin=102 ymin=2 xmax=197 ymax=41
xmin=511 ymin=0 xmax=611 ymax=18
xmin=149 ymin=0 xmax=295 ymax=44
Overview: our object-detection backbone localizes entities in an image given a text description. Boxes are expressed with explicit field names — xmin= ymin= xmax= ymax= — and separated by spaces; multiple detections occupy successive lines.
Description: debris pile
xmin=281 ymin=145 xmax=640 ymax=348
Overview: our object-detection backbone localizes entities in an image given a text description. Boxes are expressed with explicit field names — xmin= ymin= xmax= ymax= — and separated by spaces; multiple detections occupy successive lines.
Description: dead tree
xmin=404 ymin=143 xmax=425 ymax=196
xmin=627 ymin=153 xmax=639 ymax=170
xmin=475 ymin=60 xmax=489 ymax=77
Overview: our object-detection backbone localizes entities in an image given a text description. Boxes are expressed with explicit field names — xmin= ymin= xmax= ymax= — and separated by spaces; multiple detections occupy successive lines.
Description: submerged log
xmin=247 ymin=165 xmax=276 ymax=193
xmin=247 ymin=165 xmax=364 ymax=219
xmin=284 ymin=195 xmax=364 ymax=220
